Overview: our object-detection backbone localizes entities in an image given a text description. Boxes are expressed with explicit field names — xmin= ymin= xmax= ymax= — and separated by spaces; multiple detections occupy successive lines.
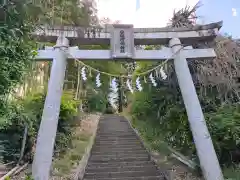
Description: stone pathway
xmin=83 ymin=115 xmax=166 ymax=180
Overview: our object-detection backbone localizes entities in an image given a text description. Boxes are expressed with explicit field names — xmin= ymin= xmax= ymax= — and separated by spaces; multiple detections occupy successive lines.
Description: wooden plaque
xmin=110 ymin=24 xmax=134 ymax=59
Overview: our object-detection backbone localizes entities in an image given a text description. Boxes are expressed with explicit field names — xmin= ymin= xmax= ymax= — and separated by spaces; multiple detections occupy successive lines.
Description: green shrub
xmin=0 ymin=0 xmax=38 ymax=113
xmin=55 ymin=93 xmax=78 ymax=154
xmin=130 ymin=86 xmax=240 ymax=166
xmin=206 ymin=104 xmax=240 ymax=165
xmin=0 ymin=92 xmax=79 ymax=163
xmin=104 ymin=102 xmax=115 ymax=114
xmin=0 ymin=102 xmax=37 ymax=162
xmin=87 ymin=93 xmax=108 ymax=112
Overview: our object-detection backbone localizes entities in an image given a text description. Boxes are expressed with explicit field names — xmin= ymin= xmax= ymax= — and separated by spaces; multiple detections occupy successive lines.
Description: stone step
xmin=94 ymin=140 xmax=140 ymax=143
xmin=95 ymin=137 xmax=139 ymax=141
xmin=95 ymin=137 xmax=139 ymax=140
xmin=84 ymin=176 xmax=164 ymax=180
xmin=94 ymin=139 xmax=140 ymax=143
xmin=97 ymin=125 xmax=131 ymax=128
xmin=91 ymin=150 xmax=148 ymax=156
xmin=95 ymin=138 xmax=140 ymax=142
xmin=91 ymin=147 xmax=146 ymax=154
xmin=90 ymin=153 xmax=149 ymax=157
xmin=94 ymin=141 xmax=142 ymax=146
xmin=84 ymin=170 xmax=162 ymax=179
xmin=90 ymin=153 xmax=149 ymax=159
xmin=98 ymin=121 xmax=128 ymax=124
xmin=97 ymin=122 xmax=129 ymax=125
xmin=96 ymin=132 xmax=134 ymax=136
xmin=91 ymin=151 xmax=148 ymax=156
xmin=83 ymin=115 xmax=166 ymax=180
xmin=96 ymin=132 xmax=135 ymax=135
xmin=87 ymin=161 xmax=155 ymax=168
xmin=96 ymin=129 xmax=134 ymax=132
xmin=89 ymin=155 xmax=149 ymax=162
xmin=98 ymin=123 xmax=130 ymax=126
xmin=91 ymin=147 xmax=145 ymax=153
xmin=96 ymin=134 xmax=137 ymax=138
xmin=91 ymin=148 xmax=146 ymax=153
xmin=86 ymin=164 xmax=158 ymax=173
xmin=98 ymin=125 xmax=130 ymax=128
xmin=92 ymin=143 xmax=144 ymax=148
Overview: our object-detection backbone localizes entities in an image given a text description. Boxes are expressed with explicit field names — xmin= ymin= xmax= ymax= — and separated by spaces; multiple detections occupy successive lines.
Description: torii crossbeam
xmin=32 ymin=23 xmax=224 ymax=180
xmin=36 ymin=47 xmax=216 ymax=61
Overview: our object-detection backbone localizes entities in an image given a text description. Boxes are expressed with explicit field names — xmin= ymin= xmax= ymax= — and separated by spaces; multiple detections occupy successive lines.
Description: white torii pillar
xmin=32 ymin=36 xmax=69 ymax=180
xmin=170 ymin=38 xmax=224 ymax=180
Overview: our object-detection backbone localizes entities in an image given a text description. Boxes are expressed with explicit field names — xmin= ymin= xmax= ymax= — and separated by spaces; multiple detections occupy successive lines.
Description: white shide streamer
xmin=111 ymin=77 xmax=118 ymax=93
xmin=149 ymin=73 xmax=157 ymax=87
xmin=155 ymin=67 xmax=167 ymax=80
xmin=136 ymin=77 xmax=143 ymax=91
xmin=160 ymin=67 xmax=167 ymax=80
xmin=96 ymin=73 xmax=102 ymax=87
xmin=81 ymin=67 xmax=87 ymax=81
xmin=126 ymin=79 xmax=134 ymax=93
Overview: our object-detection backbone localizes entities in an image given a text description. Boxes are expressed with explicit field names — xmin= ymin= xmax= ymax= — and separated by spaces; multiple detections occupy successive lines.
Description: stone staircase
xmin=83 ymin=115 xmax=166 ymax=180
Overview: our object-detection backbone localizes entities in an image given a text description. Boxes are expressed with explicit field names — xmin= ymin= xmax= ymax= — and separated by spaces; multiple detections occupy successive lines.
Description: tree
xmin=129 ymin=3 xmax=240 ymax=169
xmin=168 ymin=2 xmax=240 ymax=104
xmin=29 ymin=0 xmax=98 ymax=26
xmin=0 ymin=0 xmax=40 ymax=114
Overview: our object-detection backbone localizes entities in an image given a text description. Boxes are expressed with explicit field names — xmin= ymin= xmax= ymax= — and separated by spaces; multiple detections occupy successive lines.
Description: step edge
xmin=74 ymin=115 xmax=101 ymax=180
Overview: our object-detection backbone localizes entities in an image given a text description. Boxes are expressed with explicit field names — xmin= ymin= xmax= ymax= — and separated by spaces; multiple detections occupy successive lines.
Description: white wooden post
xmin=169 ymin=38 xmax=224 ymax=180
xmin=32 ymin=36 xmax=69 ymax=180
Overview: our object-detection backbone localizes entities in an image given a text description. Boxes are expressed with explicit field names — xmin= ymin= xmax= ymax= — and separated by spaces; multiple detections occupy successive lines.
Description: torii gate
xmin=33 ymin=22 xmax=224 ymax=180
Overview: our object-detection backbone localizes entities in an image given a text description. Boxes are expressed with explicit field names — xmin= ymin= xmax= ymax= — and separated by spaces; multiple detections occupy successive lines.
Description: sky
xmin=97 ymin=0 xmax=240 ymax=38
xmin=197 ymin=0 xmax=240 ymax=38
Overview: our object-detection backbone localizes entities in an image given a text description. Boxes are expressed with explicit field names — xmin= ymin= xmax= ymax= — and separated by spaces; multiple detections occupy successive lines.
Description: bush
xmin=206 ymin=104 xmax=240 ymax=165
xmin=130 ymin=87 xmax=240 ymax=166
xmin=0 ymin=0 xmax=38 ymax=113
xmin=104 ymin=102 xmax=115 ymax=114
xmin=0 ymin=104 xmax=36 ymax=162
xmin=86 ymin=93 xmax=108 ymax=113
xmin=0 ymin=92 xmax=79 ymax=163
xmin=55 ymin=93 xmax=78 ymax=154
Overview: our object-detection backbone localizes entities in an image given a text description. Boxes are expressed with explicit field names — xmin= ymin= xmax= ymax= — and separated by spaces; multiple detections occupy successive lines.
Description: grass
xmin=122 ymin=110 xmax=240 ymax=180
xmin=51 ymin=114 xmax=99 ymax=179
xmin=6 ymin=114 xmax=99 ymax=180
xmin=121 ymin=110 xmax=202 ymax=180
xmin=52 ymin=141 xmax=88 ymax=175
xmin=122 ymin=110 xmax=171 ymax=156
xmin=223 ymin=165 xmax=240 ymax=180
